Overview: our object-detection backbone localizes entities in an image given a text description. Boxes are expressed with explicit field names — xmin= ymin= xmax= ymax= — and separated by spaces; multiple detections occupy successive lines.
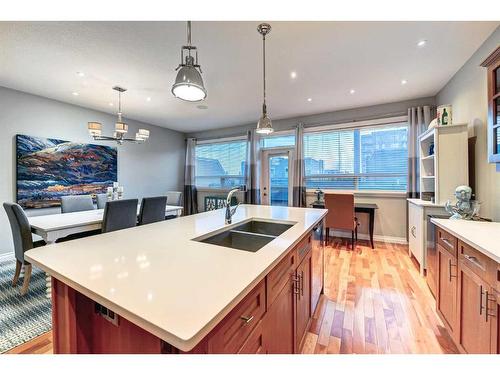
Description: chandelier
xmin=87 ymin=86 xmax=150 ymax=145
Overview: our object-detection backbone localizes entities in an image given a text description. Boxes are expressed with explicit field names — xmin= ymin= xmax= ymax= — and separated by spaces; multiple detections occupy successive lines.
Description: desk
xmin=28 ymin=205 xmax=183 ymax=298
xmin=311 ymin=201 xmax=378 ymax=249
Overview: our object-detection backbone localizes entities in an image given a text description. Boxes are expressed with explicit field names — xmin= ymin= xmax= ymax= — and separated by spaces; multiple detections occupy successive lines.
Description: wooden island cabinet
xmin=434 ymin=225 xmax=500 ymax=354
xmin=51 ymin=221 xmax=325 ymax=354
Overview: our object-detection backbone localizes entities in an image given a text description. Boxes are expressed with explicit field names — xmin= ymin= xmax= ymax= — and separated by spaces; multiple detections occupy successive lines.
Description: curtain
xmin=245 ymin=130 xmax=261 ymax=204
xmin=184 ymin=138 xmax=198 ymax=215
xmin=292 ymin=123 xmax=307 ymax=207
xmin=407 ymin=106 xmax=432 ymax=198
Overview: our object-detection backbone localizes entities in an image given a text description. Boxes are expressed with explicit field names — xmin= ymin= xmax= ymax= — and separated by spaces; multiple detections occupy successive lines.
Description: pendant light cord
xmin=262 ymin=33 xmax=267 ymax=114
xmin=118 ymin=91 xmax=122 ymax=121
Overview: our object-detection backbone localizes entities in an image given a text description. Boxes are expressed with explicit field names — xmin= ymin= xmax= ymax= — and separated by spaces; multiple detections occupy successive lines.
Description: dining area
xmin=3 ymin=191 xmax=184 ymax=297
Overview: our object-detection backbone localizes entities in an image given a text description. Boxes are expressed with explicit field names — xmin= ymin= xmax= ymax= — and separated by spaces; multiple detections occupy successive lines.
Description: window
xmin=303 ymin=123 xmax=408 ymax=191
xmin=261 ymin=134 xmax=295 ymax=148
xmin=195 ymin=139 xmax=247 ymax=188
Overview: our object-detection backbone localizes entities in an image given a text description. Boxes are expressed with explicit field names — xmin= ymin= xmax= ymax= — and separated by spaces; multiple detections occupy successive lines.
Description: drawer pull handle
xmin=441 ymin=238 xmax=453 ymax=248
xmin=463 ymin=254 xmax=485 ymax=271
xmin=240 ymin=315 xmax=254 ymax=325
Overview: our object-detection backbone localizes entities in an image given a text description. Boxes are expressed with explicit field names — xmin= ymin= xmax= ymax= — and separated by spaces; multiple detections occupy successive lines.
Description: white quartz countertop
xmin=25 ymin=205 xmax=327 ymax=351
xmin=431 ymin=218 xmax=500 ymax=263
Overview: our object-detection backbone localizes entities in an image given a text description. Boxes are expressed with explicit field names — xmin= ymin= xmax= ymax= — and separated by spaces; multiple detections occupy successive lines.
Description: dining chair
xmin=61 ymin=195 xmax=95 ymax=213
xmin=138 ymin=196 xmax=168 ymax=225
xmin=102 ymin=199 xmax=139 ymax=233
xmin=3 ymin=202 xmax=45 ymax=295
xmin=165 ymin=191 xmax=182 ymax=206
xmin=324 ymin=193 xmax=359 ymax=250
xmin=96 ymin=193 xmax=108 ymax=209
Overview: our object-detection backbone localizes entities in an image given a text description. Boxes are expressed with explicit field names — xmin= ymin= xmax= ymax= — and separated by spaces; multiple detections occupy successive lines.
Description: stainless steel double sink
xmin=192 ymin=218 xmax=296 ymax=252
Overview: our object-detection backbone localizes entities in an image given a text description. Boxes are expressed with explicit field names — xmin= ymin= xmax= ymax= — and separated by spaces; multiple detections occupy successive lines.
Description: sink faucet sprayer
xmin=225 ymin=186 xmax=245 ymax=225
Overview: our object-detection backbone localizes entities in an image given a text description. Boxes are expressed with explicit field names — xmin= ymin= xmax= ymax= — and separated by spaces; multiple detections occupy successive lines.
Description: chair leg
xmin=12 ymin=260 xmax=22 ymax=286
xmin=355 ymin=225 xmax=358 ymax=241
xmin=20 ymin=264 xmax=32 ymax=296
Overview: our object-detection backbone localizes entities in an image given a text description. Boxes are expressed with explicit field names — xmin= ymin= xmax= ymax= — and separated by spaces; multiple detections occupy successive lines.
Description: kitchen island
xmin=25 ymin=205 xmax=327 ymax=354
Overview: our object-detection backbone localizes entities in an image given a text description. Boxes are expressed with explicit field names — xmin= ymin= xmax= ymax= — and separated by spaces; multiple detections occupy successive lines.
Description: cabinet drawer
xmin=208 ymin=280 xmax=266 ymax=354
xmin=437 ymin=227 xmax=457 ymax=257
xmin=459 ymin=240 xmax=496 ymax=285
xmin=238 ymin=320 xmax=265 ymax=354
xmin=266 ymin=248 xmax=297 ymax=309
xmin=296 ymin=233 xmax=312 ymax=263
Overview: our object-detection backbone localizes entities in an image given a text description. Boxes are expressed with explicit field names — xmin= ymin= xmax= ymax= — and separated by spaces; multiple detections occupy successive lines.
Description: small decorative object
xmin=314 ymin=187 xmax=324 ymax=203
xmin=106 ymin=182 xmax=124 ymax=202
xmin=428 ymin=118 xmax=438 ymax=130
xmin=445 ymin=185 xmax=480 ymax=220
xmin=437 ymin=104 xmax=452 ymax=126
xmin=429 ymin=142 xmax=434 ymax=156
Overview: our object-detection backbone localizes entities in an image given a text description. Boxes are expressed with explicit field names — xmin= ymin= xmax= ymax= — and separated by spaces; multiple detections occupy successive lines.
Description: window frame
xmin=303 ymin=116 xmax=409 ymax=193
xmin=194 ymin=135 xmax=248 ymax=190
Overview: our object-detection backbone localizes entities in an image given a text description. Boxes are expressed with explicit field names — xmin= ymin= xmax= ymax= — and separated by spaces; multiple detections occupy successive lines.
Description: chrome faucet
xmin=225 ymin=187 xmax=242 ymax=225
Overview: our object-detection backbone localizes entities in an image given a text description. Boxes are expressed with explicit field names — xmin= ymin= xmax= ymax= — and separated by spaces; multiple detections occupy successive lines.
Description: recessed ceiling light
xmin=146 ymin=97 xmax=152 ymax=102
xmin=307 ymin=98 xmax=312 ymax=102
xmin=72 ymin=92 xmax=79 ymax=96
xmin=290 ymin=71 xmax=297 ymax=79
xmin=77 ymin=71 xmax=85 ymax=77
xmin=417 ymin=40 xmax=427 ymax=47
xmin=401 ymin=79 xmax=408 ymax=85
xmin=349 ymin=89 xmax=356 ymax=94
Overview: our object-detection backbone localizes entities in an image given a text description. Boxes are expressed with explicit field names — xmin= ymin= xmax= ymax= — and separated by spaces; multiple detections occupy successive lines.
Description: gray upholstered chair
xmin=138 ymin=196 xmax=168 ymax=226
xmin=96 ymin=193 xmax=108 ymax=209
xmin=61 ymin=195 xmax=95 ymax=213
xmin=3 ymin=202 xmax=45 ymax=295
xmin=165 ymin=191 xmax=182 ymax=206
xmin=102 ymin=199 xmax=138 ymax=233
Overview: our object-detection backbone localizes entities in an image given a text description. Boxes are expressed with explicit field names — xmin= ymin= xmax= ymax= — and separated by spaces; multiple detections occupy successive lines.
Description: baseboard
xmin=328 ymin=229 xmax=408 ymax=245
xmin=0 ymin=252 xmax=13 ymax=261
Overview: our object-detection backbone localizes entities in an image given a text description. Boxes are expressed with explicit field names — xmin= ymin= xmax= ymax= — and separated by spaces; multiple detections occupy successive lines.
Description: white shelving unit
xmin=418 ymin=123 xmax=469 ymax=205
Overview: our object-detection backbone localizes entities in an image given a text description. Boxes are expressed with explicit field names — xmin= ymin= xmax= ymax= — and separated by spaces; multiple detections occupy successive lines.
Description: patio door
xmin=260 ymin=148 xmax=294 ymax=206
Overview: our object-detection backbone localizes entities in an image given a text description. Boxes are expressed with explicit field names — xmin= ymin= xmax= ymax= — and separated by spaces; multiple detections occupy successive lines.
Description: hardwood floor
xmin=6 ymin=239 xmax=457 ymax=354
xmin=302 ymin=238 xmax=458 ymax=354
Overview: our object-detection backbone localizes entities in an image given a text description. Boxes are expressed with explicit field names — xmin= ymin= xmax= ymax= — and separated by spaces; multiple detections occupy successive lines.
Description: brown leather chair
xmin=324 ymin=193 xmax=358 ymax=249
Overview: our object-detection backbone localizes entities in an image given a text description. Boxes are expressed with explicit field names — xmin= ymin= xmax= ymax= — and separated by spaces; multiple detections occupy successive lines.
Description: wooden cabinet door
xmin=295 ymin=252 xmax=312 ymax=352
xmin=457 ymin=262 xmax=492 ymax=354
xmin=437 ymin=244 xmax=457 ymax=336
xmin=262 ymin=274 xmax=295 ymax=354
xmin=491 ymin=289 xmax=499 ymax=354
xmin=238 ymin=320 xmax=265 ymax=354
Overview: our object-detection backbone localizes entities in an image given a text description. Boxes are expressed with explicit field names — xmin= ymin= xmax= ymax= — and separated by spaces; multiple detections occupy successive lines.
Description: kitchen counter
xmin=25 ymin=204 xmax=327 ymax=352
xmin=431 ymin=218 xmax=500 ymax=263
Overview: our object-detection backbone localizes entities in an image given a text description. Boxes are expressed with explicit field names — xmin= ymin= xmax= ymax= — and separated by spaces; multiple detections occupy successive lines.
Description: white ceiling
xmin=0 ymin=21 xmax=498 ymax=133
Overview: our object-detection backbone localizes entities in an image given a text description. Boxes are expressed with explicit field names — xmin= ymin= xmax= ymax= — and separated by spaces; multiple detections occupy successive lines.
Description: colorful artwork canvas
xmin=16 ymin=134 xmax=117 ymax=208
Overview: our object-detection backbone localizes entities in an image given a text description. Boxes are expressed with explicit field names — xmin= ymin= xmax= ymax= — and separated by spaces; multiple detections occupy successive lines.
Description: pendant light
xmin=256 ymin=23 xmax=273 ymax=135
xmin=172 ymin=21 xmax=207 ymax=102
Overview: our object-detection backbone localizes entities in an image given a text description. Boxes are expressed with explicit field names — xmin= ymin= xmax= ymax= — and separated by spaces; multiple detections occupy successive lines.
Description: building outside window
xmin=303 ymin=122 xmax=408 ymax=191
xmin=195 ymin=138 xmax=247 ymax=189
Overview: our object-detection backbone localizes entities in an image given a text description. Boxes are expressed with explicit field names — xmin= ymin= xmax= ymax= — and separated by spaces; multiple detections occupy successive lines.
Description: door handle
xmin=292 ymin=275 xmax=300 ymax=296
xmin=300 ymin=270 xmax=304 ymax=297
xmin=479 ymin=285 xmax=485 ymax=317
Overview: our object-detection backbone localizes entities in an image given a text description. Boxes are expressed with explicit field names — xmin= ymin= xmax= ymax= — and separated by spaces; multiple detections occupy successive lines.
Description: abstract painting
xmin=16 ymin=134 xmax=117 ymax=209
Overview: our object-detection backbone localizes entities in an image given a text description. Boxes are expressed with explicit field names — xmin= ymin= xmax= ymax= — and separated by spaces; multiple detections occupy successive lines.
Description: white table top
xmin=25 ymin=205 xmax=327 ymax=351
xmin=431 ymin=218 xmax=500 ymax=263
xmin=28 ymin=205 xmax=183 ymax=232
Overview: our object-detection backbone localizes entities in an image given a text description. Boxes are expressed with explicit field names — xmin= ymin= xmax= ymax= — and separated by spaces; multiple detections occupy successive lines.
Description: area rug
xmin=0 ymin=254 xmax=51 ymax=353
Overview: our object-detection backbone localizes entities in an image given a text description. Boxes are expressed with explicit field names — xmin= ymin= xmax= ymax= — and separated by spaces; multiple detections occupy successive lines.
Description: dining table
xmin=310 ymin=200 xmax=378 ymax=249
xmin=28 ymin=204 xmax=184 ymax=298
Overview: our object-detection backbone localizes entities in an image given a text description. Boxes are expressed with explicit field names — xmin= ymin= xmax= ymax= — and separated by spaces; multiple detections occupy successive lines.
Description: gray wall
xmin=436 ymin=27 xmax=500 ymax=221
xmin=188 ymin=96 xmax=436 ymax=243
xmin=0 ymin=86 xmax=186 ymax=254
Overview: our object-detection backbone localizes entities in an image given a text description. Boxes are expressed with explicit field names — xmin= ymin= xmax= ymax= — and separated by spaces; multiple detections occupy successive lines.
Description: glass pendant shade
xmin=172 ymin=64 xmax=207 ymax=102
xmin=115 ymin=122 xmax=128 ymax=134
xmin=88 ymin=122 xmax=102 ymax=136
xmin=256 ymin=114 xmax=273 ymax=134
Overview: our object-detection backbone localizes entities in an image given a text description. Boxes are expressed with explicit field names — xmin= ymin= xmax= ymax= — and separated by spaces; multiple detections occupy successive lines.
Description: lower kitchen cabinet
xmin=437 ymin=243 xmax=457 ymax=337
xmin=457 ymin=261 xmax=492 ymax=353
xmin=295 ymin=251 xmax=312 ymax=351
xmin=262 ymin=274 xmax=295 ymax=353
xmin=238 ymin=320 xmax=265 ymax=354
xmin=491 ymin=289 xmax=499 ymax=354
